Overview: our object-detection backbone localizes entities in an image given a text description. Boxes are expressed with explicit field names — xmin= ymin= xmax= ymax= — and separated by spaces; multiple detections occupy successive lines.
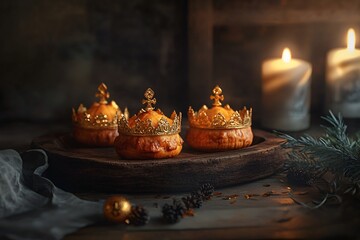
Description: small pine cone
xmin=127 ymin=205 xmax=150 ymax=226
xmin=182 ymin=194 xmax=202 ymax=209
xmin=172 ymin=198 xmax=186 ymax=216
xmin=199 ymin=183 xmax=214 ymax=200
xmin=191 ymin=191 xmax=204 ymax=201
xmin=286 ymin=168 xmax=313 ymax=186
xmin=162 ymin=203 xmax=181 ymax=224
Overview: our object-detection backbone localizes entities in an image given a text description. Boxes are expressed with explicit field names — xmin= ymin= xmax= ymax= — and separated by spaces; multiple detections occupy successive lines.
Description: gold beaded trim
xmin=118 ymin=111 xmax=181 ymax=136
xmin=117 ymin=88 xmax=182 ymax=136
xmin=188 ymin=106 xmax=252 ymax=129
xmin=72 ymin=83 xmax=128 ymax=129
xmin=188 ymin=85 xmax=252 ymax=129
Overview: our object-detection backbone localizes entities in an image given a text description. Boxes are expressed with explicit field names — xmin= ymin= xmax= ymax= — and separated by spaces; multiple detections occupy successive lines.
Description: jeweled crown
xmin=188 ymin=85 xmax=252 ymax=129
xmin=118 ymin=88 xmax=181 ymax=136
xmin=72 ymin=83 xmax=128 ymax=129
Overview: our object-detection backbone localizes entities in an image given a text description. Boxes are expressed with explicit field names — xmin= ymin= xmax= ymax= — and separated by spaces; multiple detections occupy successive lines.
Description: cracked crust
xmin=186 ymin=127 xmax=253 ymax=151
xmin=114 ymin=134 xmax=183 ymax=159
xmin=73 ymin=127 xmax=118 ymax=147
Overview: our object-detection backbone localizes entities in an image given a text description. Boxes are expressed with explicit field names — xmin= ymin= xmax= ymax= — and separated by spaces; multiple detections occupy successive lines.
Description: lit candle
xmin=326 ymin=28 xmax=360 ymax=118
xmin=261 ymin=48 xmax=312 ymax=131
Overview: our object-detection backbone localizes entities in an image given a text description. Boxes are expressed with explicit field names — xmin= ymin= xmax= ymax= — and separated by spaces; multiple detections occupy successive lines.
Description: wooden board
xmin=31 ymin=129 xmax=286 ymax=193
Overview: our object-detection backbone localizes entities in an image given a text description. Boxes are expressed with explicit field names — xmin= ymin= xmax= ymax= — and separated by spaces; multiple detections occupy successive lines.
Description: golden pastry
xmin=187 ymin=85 xmax=253 ymax=151
xmin=115 ymin=88 xmax=183 ymax=159
xmin=72 ymin=83 xmax=128 ymax=146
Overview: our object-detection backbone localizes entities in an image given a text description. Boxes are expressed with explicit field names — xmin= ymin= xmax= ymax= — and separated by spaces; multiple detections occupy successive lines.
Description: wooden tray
xmin=31 ymin=129 xmax=286 ymax=193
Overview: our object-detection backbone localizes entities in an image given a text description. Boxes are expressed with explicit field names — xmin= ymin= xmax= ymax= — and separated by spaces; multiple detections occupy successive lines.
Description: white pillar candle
xmin=262 ymin=48 xmax=312 ymax=131
xmin=326 ymin=28 xmax=360 ymax=118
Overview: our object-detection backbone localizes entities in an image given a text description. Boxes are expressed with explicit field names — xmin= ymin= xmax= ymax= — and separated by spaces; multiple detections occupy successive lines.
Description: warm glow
xmin=282 ymin=48 xmax=291 ymax=63
xmin=122 ymin=201 xmax=131 ymax=212
xmin=347 ymin=28 xmax=356 ymax=51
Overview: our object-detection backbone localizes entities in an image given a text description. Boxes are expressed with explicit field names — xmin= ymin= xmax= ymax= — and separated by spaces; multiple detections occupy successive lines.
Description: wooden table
xmin=1 ymin=121 xmax=360 ymax=239
xmin=66 ymin=176 xmax=360 ymax=239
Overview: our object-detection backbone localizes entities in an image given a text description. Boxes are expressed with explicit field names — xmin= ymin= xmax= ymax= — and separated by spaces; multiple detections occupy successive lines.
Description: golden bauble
xmin=103 ymin=196 xmax=131 ymax=223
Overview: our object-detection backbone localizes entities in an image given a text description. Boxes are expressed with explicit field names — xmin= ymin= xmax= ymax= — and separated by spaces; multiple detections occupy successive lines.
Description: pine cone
xmin=182 ymin=194 xmax=202 ymax=209
xmin=172 ymin=198 xmax=186 ymax=216
xmin=190 ymin=191 xmax=204 ymax=202
xmin=127 ymin=205 xmax=150 ymax=226
xmin=199 ymin=183 xmax=214 ymax=200
xmin=287 ymin=168 xmax=313 ymax=186
xmin=162 ymin=203 xmax=181 ymax=223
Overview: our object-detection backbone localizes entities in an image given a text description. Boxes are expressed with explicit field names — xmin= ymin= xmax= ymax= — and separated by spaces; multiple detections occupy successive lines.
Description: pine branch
xmin=277 ymin=111 xmax=360 ymax=199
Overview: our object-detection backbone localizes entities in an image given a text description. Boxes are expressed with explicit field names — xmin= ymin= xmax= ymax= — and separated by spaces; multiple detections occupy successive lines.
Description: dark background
xmin=1 ymin=0 xmax=360 ymax=125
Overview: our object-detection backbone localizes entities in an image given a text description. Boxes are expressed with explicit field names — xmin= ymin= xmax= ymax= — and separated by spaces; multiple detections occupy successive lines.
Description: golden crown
xmin=72 ymin=83 xmax=129 ymax=129
xmin=188 ymin=85 xmax=252 ymax=129
xmin=118 ymin=88 xmax=182 ymax=136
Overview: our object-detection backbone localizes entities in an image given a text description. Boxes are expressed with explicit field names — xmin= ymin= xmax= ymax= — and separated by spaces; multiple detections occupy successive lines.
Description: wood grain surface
xmin=31 ymin=129 xmax=286 ymax=193
xmin=66 ymin=177 xmax=360 ymax=240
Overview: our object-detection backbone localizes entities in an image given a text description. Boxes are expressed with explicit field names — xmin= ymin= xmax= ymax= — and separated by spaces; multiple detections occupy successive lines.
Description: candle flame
xmin=347 ymin=28 xmax=356 ymax=51
xmin=282 ymin=48 xmax=291 ymax=63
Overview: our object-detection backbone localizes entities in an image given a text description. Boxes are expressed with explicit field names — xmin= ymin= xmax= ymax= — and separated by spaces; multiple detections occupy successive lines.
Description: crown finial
xmin=142 ymin=88 xmax=156 ymax=111
xmin=210 ymin=85 xmax=224 ymax=107
xmin=95 ymin=83 xmax=110 ymax=104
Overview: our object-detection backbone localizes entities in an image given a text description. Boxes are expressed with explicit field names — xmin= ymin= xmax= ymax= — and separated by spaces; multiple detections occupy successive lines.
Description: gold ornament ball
xmin=103 ymin=196 xmax=131 ymax=223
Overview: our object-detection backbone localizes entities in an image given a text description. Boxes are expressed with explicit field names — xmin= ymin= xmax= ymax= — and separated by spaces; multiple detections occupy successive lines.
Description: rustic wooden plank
xmin=66 ymin=223 xmax=359 ymax=240
xmin=64 ymin=176 xmax=360 ymax=239
xmin=75 ymin=177 xmax=297 ymax=208
xmin=31 ymin=129 xmax=286 ymax=193
xmin=214 ymin=0 xmax=360 ymax=26
xmin=188 ymin=0 xmax=214 ymax=106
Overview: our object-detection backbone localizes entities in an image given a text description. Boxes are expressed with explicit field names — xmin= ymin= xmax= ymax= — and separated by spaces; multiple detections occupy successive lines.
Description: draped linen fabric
xmin=0 ymin=149 xmax=103 ymax=240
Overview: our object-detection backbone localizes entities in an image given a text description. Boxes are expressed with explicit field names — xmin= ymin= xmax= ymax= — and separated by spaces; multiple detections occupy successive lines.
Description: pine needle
xmin=277 ymin=111 xmax=360 ymax=202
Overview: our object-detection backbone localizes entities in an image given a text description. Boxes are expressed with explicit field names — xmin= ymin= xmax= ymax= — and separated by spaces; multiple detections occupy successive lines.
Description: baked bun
xmin=114 ymin=88 xmax=183 ymax=159
xmin=187 ymin=85 xmax=253 ymax=151
xmin=72 ymin=83 xmax=128 ymax=147
xmin=186 ymin=127 xmax=252 ymax=152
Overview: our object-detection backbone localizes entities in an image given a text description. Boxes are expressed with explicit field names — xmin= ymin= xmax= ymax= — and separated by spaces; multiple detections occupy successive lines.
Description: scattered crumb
xmin=213 ymin=192 xmax=222 ymax=196
xmin=183 ymin=209 xmax=195 ymax=217
xmin=244 ymin=194 xmax=260 ymax=200
xmin=222 ymin=194 xmax=239 ymax=200
xmin=262 ymin=191 xmax=280 ymax=197
xmin=277 ymin=217 xmax=292 ymax=223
